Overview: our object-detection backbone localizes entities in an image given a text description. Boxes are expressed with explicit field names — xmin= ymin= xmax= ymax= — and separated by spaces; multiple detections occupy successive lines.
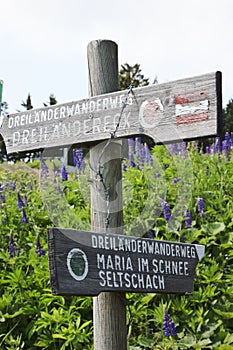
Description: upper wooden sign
xmin=0 ymin=72 xmax=221 ymax=154
xmin=48 ymin=228 xmax=205 ymax=296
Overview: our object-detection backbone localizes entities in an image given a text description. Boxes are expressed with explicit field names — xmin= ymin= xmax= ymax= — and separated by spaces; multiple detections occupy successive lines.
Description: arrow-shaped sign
xmin=0 ymin=72 xmax=221 ymax=154
xmin=48 ymin=228 xmax=205 ymax=296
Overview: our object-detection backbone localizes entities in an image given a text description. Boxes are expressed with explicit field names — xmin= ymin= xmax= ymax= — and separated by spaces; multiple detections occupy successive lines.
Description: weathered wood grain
xmin=88 ymin=39 xmax=126 ymax=350
xmin=0 ymin=71 xmax=221 ymax=154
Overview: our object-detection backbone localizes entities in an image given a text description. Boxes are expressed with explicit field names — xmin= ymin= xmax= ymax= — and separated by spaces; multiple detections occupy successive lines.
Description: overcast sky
xmin=1 ymin=0 xmax=233 ymax=113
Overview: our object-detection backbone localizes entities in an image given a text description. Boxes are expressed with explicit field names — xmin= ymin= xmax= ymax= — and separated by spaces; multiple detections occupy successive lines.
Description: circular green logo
xmin=67 ymin=248 xmax=88 ymax=281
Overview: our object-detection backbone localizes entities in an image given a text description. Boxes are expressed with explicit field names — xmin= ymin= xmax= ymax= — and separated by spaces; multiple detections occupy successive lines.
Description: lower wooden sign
xmin=47 ymin=228 xmax=205 ymax=296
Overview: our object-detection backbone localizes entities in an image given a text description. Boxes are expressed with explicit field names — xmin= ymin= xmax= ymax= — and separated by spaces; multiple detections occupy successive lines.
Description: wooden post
xmin=87 ymin=40 xmax=127 ymax=350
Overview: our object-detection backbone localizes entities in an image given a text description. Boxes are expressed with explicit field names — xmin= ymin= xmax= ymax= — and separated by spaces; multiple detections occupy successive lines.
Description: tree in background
xmin=1 ymin=101 xmax=9 ymax=115
xmin=21 ymin=93 xmax=57 ymax=110
xmin=21 ymin=93 xmax=33 ymax=110
xmin=43 ymin=94 xmax=57 ymax=107
xmin=222 ymin=99 xmax=233 ymax=137
xmin=119 ymin=63 xmax=149 ymax=90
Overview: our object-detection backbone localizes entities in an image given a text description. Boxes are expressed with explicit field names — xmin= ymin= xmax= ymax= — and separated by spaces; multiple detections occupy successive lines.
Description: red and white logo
xmin=175 ymin=95 xmax=209 ymax=125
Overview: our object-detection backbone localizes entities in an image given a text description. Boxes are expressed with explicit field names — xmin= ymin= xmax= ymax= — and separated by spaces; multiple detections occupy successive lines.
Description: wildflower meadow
xmin=0 ymin=134 xmax=233 ymax=349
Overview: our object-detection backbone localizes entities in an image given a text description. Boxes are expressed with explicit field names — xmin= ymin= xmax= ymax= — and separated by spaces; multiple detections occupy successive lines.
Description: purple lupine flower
xmin=35 ymin=236 xmax=46 ymax=257
xmin=0 ymin=186 xmax=5 ymax=204
xmin=214 ymin=137 xmax=221 ymax=153
xmin=52 ymin=161 xmax=59 ymax=181
xmin=144 ymin=143 xmax=153 ymax=166
xmin=222 ymin=139 xmax=229 ymax=152
xmin=17 ymin=192 xmax=26 ymax=208
xmin=73 ymin=148 xmax=85 ymax=172
xmin=61 ymin=164 xmax=68 ymax=181
xmin=179 ymin=141 xmax=187 ymax=158
xmin=11 ymin=181 xmax=16 ymax=191
xmin=128 ymin=138 xmax=135 ymax=167
xmin=40 ymin=157 xmax=49 ymax=178
xmin=0 ymin=193 xmax=5 ymax=203
xmin=3 ymin=182 xmax=12 ymax=192
xmin=122 ymin=163 xmax=127 ymax=171
xmin=163 ymin=309 xmax=177 ymax=337
xmin=222 ymin=138 xmax=231 ymax=161
xmin=168 ymin=143 xmax=178 ymax=155
xmin=154 ymin=172 xmax=161 ymax=178
xmin=184 ymin=207 xmax=192 ymax=228
xmin=24 ymin=194 xmax=28 ymax=205
xmin=147 ymin=229 xmax=154 ymax=239
xmin=225 ymin=131 xmax=231 ymax=142
xmin=197 ymin=197 xmax=205 ymax=218
xmin=160 ymin=199 xmax=171 ymax=222
xmin=135 ymin=137 xmax=142 ymax=169
xmin=223 ymin=132 xmax=231 ymax=151
xmin=140 ymin=144 xmax=146 ymax=168
xmin=21 ymin=208 xmax=28 ymax=223
xmin=8 ymin=233 xmax=19 ymax=258
xmin=205 ymin=146 xmax=210 ymax=154
xmin=172 ymin=177 xmax=181 ymax=184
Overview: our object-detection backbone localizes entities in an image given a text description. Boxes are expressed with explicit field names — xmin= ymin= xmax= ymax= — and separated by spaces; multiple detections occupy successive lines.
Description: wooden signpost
xmin=0 ymin=71 xmax=221 ymax=154
xmin=48 ymin=228 xmax=205 ymax=296
xmin=0 ymin=39 xmax=222 ymax=350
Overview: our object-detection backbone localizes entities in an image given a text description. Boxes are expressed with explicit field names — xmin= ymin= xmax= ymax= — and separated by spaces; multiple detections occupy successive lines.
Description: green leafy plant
xmin=0 ymin=140 xmax=233 ymax=349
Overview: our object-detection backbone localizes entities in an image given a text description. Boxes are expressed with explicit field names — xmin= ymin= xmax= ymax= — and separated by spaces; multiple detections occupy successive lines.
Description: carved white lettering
xmin=83 ymin=119 xmax=91 ymax=134
xmin=89 ymin=101 xmax=96 ymax=112
xmin=31 ymin=128 xmax=37 ymax=143
xmin=35 ymin=112 xmax=40 ymax=124
xmin=52 ymin=124 xmax=60 ymax=138
xmin=96 ymin=99 xmax=102 ymax=111
xmin=62 ymin=123 xmax=71 ymax=137
xmin=81 ymin=102 xmax=88 ymax=114
xmin=102 ymin=98 xmax=109 ymax=110
xmin=67 ymin=105 xmax=75 ymax=116
xmin=20 ymin=114 xmax=25 ymax=126
xmin=41 ymin=110 xmax=47 ymax=122
xmin=152 ymin=259 xmax=189 ymax=276
xmin=104 ymin=115 xmax=111 ymax=132
xmin=12 ymin=131 xmax=20 ymax=146
xmin=98 ymin=271 xmax=165 ymax=290
xmin=54 ymin=108 xmax=59 ymax=119
xmin=22 ymin=129 xmax=30 ymax=144
xmin=60 ymin=106 xmax=66 ymax=118
xmin=47 ymin=109 xmax=53 ymax=121
xmin=8 ymin=117 xmax=14 ymax=128
xmin=93 ymin=118 xmax=101 ymax=133
xmin=73 ymin=121 xmax=80 ymax=136
xmin=15 ymin=115 xmax=20 ymax=127
xmin=74 ymin=104 xmax=80 ymax=115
